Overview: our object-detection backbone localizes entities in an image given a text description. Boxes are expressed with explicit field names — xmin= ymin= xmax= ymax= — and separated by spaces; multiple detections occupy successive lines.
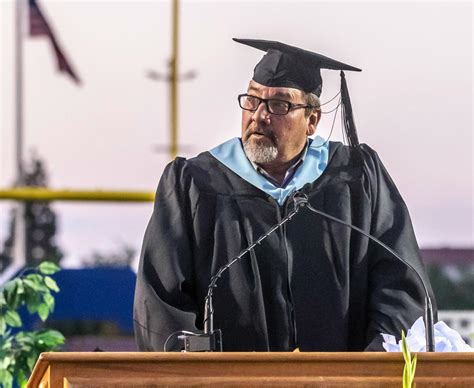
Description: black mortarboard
xmin=233 ymin=38 xmax=362 ymax=147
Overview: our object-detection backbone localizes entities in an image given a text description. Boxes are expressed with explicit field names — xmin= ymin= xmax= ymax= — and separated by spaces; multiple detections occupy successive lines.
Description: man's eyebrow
xmin=247 ymin=86 xmax=294 ymax=100
xmin=247 ymin=85 xmax=259 ymax=94
xmin=272 ymin=91 xmax=294 ymax=100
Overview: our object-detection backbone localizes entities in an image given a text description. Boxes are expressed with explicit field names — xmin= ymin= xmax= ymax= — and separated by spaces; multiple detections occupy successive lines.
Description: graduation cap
xmin=233 ymin=38 xmax=362 ymax=147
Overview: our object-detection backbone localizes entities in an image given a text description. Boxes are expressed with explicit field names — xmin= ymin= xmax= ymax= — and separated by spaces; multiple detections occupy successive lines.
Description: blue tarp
xmin=20 ymin=267 xmax=136 ymax=333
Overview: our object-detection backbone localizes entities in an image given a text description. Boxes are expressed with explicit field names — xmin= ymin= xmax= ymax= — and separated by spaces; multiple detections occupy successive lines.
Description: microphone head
xmin=293 ymin=192 xmax=309 ymax=208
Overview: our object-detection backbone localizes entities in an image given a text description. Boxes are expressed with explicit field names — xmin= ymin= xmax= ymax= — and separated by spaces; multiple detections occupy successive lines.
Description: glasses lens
xmin=268 ymin=100 xmax=290 ymax=115
xmin=240 ymin=95 xmax=260 ymax=111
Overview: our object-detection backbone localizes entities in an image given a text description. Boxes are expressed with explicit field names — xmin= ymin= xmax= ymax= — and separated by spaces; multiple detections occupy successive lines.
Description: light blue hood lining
xmin=209 ymin=136 xmax=329 ymax=205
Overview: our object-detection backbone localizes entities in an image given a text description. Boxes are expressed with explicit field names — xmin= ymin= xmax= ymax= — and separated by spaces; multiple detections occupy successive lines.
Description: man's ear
xmin=306 ymin=110 xmax=321 ymax=136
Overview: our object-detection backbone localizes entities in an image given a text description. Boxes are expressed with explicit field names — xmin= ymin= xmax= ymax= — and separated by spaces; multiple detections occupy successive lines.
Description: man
xmin=134 ymin=39 xmax=436 ymax=352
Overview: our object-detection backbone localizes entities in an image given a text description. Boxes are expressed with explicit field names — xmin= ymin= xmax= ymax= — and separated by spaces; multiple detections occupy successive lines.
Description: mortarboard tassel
xmin=340 ymin=71 xmax=359 ymax=147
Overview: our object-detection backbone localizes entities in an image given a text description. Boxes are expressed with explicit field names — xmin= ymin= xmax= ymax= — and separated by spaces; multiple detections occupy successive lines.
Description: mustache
xmin=243 ymin=126 xmax=277 ymax=143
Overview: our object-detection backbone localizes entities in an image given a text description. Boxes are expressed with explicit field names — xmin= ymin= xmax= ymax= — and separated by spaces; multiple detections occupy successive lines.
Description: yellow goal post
xmin=0 ymin=188 xmax=155 ymax=202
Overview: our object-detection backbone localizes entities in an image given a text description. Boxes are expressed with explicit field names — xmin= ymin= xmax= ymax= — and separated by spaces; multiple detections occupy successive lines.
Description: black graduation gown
xmin=133 ymin=141 xmax=436 ymax=352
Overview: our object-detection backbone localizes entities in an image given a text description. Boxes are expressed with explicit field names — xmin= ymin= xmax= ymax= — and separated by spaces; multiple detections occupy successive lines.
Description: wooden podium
xmin=28 ymin=352 xmax=474 ymax=387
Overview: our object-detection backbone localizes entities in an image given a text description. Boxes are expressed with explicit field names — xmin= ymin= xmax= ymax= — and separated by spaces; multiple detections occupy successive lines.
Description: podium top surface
xmin=28 ymin=352 xmax=474 ymax=388
xmin=36 ymin=351 xmax=474 ymax=362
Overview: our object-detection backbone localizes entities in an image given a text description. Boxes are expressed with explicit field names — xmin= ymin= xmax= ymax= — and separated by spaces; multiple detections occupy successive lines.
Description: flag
xmin=28 ymin=0 xmax=81 ymax=84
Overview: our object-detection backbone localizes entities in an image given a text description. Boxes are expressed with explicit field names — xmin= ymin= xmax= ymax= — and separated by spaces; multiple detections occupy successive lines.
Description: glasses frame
xmin=237 ymin=94 xmax=313 ymax=115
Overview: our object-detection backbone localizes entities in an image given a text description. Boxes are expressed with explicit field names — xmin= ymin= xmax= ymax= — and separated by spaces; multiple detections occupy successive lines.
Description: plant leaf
xmin=26 ymin=354 xmax=38 ymax=371
xmin=23 ymin=278 xmax=42 ymax=292
xmin=0 ymin=369 xmax=14 ymax=388
xmin=0 ymin=355 xmax=14 ymax=370
xmin=0 ymin=291 xmax=6 ymax=306
xmin=44 ymin=276 xmax=60 ymax=292
xmin=38 ymin=262 xmax=60 ymax=275
xmin=3 ymin=279 xmax=17 ymax=299
xmin=403 ymin=364 xmax=409 ymax=388
xmin=401 ymin=330 xmax=413 ymax=388
xmin=0 ymin=332 xmax=14 ymax=351
xmin=401 ymin=330 xmax=411 ymax=365
xmin=43 ymin=292 xmax=55 ymax=311
xmin=410 ymin=355 xmax=417 ymax=385
xmin=4 ymin=310 xmax=22 ymax=328
xmin=18 ymin=368 xmax=28 ymax=388
xmin=25 ymin=291 xmax=41 ymax=314
xmin=4 ymin=279 xmax=23 ymax=310
xmin=14 ymin=332 xmax=35 ymax=349
xmin=36 ymin=330 xmax=65 ymax=347
xmin=0 ymin=315 xmax=6 ymax=336
xmin=37 ymin=303 xmax=49 ymax=322
xmin=15 ymin=279 xmax=25 ymax=295
xmin=25 ymin=274 xmax=48 ymax=292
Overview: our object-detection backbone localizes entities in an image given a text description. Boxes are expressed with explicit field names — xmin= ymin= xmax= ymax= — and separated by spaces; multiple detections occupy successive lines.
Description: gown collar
xmin=209 ymin=136 xmax=329 ymax=205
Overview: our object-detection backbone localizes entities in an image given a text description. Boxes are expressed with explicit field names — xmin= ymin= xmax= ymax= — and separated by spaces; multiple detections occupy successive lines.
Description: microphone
xmin=292 ymin=192 xmax=436 ymax=352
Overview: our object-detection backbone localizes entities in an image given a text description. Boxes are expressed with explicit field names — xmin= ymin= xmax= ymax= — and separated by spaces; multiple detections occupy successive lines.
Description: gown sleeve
xmin=361 ymin=145 xmax=437 ymax=350
xmin=133 ymin=158 xmax=199 ymax=351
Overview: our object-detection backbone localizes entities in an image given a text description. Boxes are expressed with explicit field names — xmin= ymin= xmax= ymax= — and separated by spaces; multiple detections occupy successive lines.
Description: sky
xmin=0 ymin=0 xmax=473 ymax=269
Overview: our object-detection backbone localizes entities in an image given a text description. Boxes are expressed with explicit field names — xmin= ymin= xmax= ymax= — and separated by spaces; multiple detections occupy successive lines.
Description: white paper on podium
xmin=381 ymin=316 xmax=474 ymax=352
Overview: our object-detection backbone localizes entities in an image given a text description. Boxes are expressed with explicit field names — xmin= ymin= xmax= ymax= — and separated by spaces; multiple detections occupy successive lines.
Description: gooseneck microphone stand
xmin=203 ymin=199 xmax=306 ymax=341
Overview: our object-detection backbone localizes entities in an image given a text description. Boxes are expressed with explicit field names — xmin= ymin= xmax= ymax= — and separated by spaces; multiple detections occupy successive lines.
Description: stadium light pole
xmin=145 ymin=0 xmax=196 ymax=159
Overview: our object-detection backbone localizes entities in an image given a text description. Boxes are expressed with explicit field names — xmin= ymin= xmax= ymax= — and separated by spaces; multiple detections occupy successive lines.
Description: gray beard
xmin=243 ymin=139 xmax=278 ymax=164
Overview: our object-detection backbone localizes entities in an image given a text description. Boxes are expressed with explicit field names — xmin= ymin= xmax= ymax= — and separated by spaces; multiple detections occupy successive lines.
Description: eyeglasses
xmin=238 ymin=94 xmax=313 ymax=115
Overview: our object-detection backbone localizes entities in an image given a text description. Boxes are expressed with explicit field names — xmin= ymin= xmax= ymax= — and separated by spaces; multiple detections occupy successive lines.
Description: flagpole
xmin=15 ymin=0 xmax=24 ymax=180
xmin=169 ymin=0 xmax=179 ymax=160
xmin=13 ymin=0 xmax=26 ymax=272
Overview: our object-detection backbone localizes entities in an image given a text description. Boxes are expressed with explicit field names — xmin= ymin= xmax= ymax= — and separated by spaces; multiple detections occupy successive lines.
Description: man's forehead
xmin=247 ymin=80 xmax=303 ymax=99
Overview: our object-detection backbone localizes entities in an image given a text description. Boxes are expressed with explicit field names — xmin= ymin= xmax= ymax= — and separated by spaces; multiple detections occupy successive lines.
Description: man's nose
xmin=252 ymin=101 xmax=271 ymax=122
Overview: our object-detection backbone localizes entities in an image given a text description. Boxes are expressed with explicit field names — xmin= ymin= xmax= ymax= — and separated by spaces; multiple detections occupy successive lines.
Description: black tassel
xmin=340 ymin=71 xmax=360 ymax=147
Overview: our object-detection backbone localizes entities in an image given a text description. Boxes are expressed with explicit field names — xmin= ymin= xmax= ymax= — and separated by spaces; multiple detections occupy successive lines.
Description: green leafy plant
xmin=401 ymin=330 xmax=417 ymax=388
xmin=0 ymin=262 xmax=64 ymax=388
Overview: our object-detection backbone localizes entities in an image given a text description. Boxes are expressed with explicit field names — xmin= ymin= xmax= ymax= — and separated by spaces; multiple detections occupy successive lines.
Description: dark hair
xmin=303 ymin=92 xmax=321 ymax=118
